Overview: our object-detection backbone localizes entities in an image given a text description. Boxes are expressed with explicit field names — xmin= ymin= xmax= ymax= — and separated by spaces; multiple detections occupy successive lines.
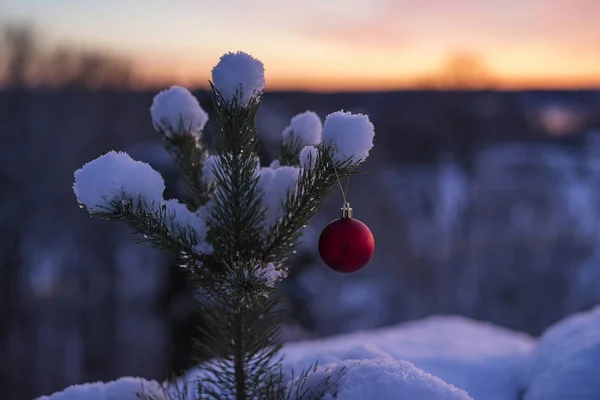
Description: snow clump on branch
xmin=257 ymin=166 xmax=300 ymax=225
xmin=161 ymin=199 xmax=213 ymax=254
xmin=299 ymin=146 xmax=318 ymax=169
xmin=322 ymin=110 xmax=375 ymax=163
xmin=150 ymin=86 xmax=209 ymax=139
xmin=73 ymin=151 xmax=165 ymax=212
xmin=211 ymin=51 xmax=265 ymax=107
xmin=282 ymin=111 xmax=323 ymax=148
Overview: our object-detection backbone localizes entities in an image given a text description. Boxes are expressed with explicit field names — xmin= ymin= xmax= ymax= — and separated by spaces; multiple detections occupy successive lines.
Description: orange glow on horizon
xmin=143 ymin=74 xmax=600 ymax=92
xmin=136 ymin=57 xmax=600 ymax=92
xmin=4 ymin=0 xmax=599 ymax=92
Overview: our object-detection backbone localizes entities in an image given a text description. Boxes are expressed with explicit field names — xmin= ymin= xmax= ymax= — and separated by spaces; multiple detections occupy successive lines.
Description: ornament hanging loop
xmin=340 ymin=202 xmax=353 ymax=219
xmin=331 ymin=130 xmax=353 ymax=210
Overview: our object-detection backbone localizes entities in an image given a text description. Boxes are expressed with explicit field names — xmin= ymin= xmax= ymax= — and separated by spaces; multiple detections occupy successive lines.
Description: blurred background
xmin=1 ymin=1 xmax=600 ymax=399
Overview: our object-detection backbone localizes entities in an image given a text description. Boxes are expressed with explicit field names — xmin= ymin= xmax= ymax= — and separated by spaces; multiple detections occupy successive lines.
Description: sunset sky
xmin=1 ymin=0 xmax=599 ymax=91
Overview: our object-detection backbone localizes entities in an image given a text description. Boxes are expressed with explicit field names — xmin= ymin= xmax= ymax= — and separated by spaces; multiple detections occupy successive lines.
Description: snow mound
xmin=35 ymin=316 xmax=535 ymax=400
xmin=284 ymin=315 xmax=535 ymax=400
xmin=35 ymin=377 xmax=166 ymax=400
xmin=300 ymin=357 xmax=472 ymax=400
xmin=522 ymin=305 xmax=600 ymax=400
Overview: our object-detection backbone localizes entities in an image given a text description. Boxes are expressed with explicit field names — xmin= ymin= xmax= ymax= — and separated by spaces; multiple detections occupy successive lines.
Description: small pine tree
xmin=72 ymin=51 xmax=375 ymax=399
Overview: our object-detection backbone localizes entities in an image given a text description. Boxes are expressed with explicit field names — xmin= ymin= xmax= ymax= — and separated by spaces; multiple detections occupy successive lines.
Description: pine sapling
xmin=72 ymin=50 xmax=375 ymax=400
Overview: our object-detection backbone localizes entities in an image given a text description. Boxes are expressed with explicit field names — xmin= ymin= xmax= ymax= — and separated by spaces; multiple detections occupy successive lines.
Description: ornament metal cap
xmin=340 ymin=202 xmax=353 ymax=219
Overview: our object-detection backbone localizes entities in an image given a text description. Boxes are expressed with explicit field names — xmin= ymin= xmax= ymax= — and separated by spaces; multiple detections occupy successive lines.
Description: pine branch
xmin=189 ymin=286 xmax=287 ymax=400
xmin=207 ymin=83 xmax=266 ymax=266
xmin=86 ymin=198 xmax=210 ymax=273
xmin=233 ymin=301 xmax=248 ymax=400
xmin=278 ymin=135 xmax=303 ymax=167
xmin=204 ymin=84 xmax=291 ymax=398
xmin=156 ymin=121 xmax=213 ymax=210
xmin=263 ymin=144 xmax=357 ymax=264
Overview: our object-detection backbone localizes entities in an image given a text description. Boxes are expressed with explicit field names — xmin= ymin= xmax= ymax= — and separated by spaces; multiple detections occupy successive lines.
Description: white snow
xmin=202 ymin=154 xmax=219 ymax=187
xmin=196 ymin=200 xmax=214 ymax=221
xmin=282 ymin=111 xmax=323 ymax=148
xmin=211 ymin=51 xmax=265 ymax=107
xmin=283 ymin=316 xmax=535 ymax=400
xmin=322 ymin=110 xmax=375 ymax=163
xmin=258 ymin=166 xmax=300 ymax=224
xmin=281 ymin=126 xmax=293 ymax=145
xmin=270 ymin=167 xmax=300 ymax=198
xmin=297 ymin=358 xmax=472 ymax=400
xmin=255 ymin=263 xmax=286 ymax=287
xmin=522 ymin=305 xmax=600 ymax=400
xmin=35 ymin=315 xmax=540 ymax=400
xmin=150 ymin=86 xmax=209 ymax=139
xmin=269 ymin=159 xmax=280 ymax=169
xmin=73 ymin=151 xmax=165 ymax=212
xmin=299 ymin=146 xmax=318 ymax=169
xmin=161 ymin=199 xmax=213 ymax=254
xmin=35 ymin=377 xmax=167 ymax=400
xmin=257 ymin=166 xmax=275 ymax=202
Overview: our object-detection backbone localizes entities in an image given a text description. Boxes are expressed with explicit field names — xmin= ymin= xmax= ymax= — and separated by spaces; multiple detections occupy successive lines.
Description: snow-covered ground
xmin=34 ymin=311 xmax=550 ymax=400
xmin=38 ymin=305 xmax=600 ymax=399
xmin=522 ymin=305 xmax=600 ymax=400
xmin=283 ymin=316 xmax=534 ymax=400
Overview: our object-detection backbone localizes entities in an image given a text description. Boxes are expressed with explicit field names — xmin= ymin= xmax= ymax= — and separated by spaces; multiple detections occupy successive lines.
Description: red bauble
xmin=318 ymin=203 xmax=375 ymax=273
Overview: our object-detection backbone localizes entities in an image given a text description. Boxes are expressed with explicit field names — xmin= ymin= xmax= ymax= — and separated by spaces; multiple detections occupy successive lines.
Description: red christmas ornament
xmin=318 ymin=202 xmax=375 ymax=273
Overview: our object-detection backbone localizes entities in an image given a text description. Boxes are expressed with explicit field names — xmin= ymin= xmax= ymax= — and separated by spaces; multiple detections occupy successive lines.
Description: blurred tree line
xmin=0 ymin=23 xmax=133 ymax=90
xmin=0 ymin=23 xmax=207 ymax=400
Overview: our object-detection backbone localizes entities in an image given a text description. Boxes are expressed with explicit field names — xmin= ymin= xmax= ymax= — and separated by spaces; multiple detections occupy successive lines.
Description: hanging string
xmin=331 ymin=130 xmax=352 ymax=205
xmin=332 ymin=164 xmax=348 ymax=204
xmin=344 ymin=171 xmax=351 ymax=200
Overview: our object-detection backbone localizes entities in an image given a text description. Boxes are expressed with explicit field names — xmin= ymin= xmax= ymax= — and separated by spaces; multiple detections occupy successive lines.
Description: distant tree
xmin=1 ymin=23 xmax=37 ymax=88
xmin=415 ymin=52 xmax=497 ymax=90
xmin=46 ymin=48 xmax=133 ymax=90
